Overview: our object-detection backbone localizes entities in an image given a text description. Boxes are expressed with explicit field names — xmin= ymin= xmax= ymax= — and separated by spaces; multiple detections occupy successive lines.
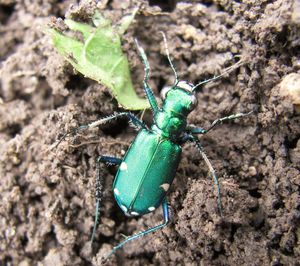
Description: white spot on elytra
xmin=120 ymin=205 xmax=128 ymax=212
xmin=131 ymin=211 xmax=139 ymax=216
xmin=148 ymin=206 xmax=155 ymax=212
xmin=114 ymin=188 xmax=120 ymax=196
xmin=120 ymin=162 xmax=128 ymax=171
xmin=160 ymin=183 xmax=170 ymax=192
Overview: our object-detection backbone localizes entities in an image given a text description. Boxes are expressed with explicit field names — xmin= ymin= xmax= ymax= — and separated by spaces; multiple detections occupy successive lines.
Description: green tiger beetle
xmin=56 ymin=32 xmax=252 ymax=258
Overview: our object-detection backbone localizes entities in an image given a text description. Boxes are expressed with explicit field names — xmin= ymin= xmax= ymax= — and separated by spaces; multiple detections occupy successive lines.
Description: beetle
xmin=56 ymin=33 xmax=252 ymax=258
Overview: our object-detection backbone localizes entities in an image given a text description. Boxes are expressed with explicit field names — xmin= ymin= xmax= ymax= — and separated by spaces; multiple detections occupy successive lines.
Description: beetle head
xmin=161 ymin=80 xmax=198 ymax=116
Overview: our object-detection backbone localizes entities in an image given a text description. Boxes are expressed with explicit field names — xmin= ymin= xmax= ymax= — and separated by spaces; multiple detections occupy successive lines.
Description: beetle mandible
xmin=56 ymin=32 xmax=252 ymax=258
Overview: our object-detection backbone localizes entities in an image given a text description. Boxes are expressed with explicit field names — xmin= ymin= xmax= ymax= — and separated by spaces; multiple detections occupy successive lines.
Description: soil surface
xmin=1 ymin=0 xmax=300 ymax=265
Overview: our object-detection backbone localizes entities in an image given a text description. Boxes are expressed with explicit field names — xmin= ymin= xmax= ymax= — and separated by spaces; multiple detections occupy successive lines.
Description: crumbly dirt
xmin=1 ymin=0 xmax=300 ymax=265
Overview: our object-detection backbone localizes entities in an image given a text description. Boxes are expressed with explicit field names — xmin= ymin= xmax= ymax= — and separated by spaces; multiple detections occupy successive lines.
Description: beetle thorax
xmin=153 ymin=111 xmax=187 ymax=139
xmin=153 ymin=84 xmax=198 ymax=139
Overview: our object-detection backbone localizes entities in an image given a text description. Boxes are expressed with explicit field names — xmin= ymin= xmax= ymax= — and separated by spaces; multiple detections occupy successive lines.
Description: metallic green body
xmin=113 ymin=86 xmax=197 ymax=216
xmin=113 ymin=129 xmax=181 ymax=215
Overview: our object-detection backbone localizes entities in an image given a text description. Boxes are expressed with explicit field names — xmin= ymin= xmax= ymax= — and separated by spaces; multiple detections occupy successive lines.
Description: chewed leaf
xmin=50 ymin=9 xmax=150 ymax=110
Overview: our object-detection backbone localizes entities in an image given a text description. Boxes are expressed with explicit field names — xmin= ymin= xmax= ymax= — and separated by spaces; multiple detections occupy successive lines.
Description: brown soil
xmin=1 ymin=0 xmax=300 ymax=265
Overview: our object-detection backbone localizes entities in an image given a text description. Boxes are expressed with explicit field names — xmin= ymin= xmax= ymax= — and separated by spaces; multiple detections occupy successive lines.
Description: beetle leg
xmin=105 ymin=199 xmax=169 ymax=259
xmin=195 ymin=141 xmax=223 ymax=215
xmin=206 ymin=110 xmax=253 ymax=133
xmin=186 ymin=126 xmax=207 ymax=135
xmin=135 ymin=39 xmax=160 ymax=115
xmin=182 ymin=133 xmax=223 ymax=215
xmin=53 ymin=112 xmax=147 ymax=149
xmin=188 ymin=110 xmax=253 ymax=135
xmin=91 ymin=156 xmax=122 ymax=244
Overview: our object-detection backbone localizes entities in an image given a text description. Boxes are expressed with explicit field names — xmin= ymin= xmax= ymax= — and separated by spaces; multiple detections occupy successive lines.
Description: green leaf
xmin=49 ymin=9 xmax=149 ymax=110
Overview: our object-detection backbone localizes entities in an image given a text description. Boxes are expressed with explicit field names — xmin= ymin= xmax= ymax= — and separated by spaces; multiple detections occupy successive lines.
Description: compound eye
xmin=189 ymin=95 xmax=198 ymax=110
xmin=177 ymin=81 xmax=194 ymax=92
xmin=160 ymin=86 xmax=172 ymax=100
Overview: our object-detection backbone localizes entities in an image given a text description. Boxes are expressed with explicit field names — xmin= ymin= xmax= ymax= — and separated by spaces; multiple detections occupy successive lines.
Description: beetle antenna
xmin=159 ymin=31 xmax=178 ymax=86
xmin=192 ymin=58 xmax=245 ymax=92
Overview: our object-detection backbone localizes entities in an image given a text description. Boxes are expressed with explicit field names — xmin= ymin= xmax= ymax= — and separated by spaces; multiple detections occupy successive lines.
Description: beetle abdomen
xmin=113 ymin=129 xmax=181 ymax=216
